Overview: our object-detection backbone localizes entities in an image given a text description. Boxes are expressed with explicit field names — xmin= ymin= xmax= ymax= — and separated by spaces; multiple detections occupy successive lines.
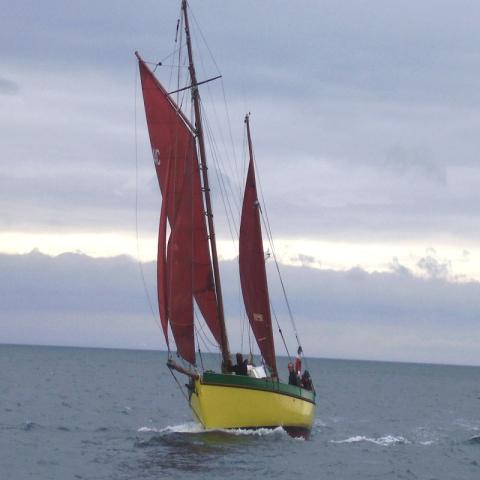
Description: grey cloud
xmin=0 ymin=250 xmax=151 ymax=314
xmin=388 ymin=257 xmax=411 ymax=276
xmin=2 ymin=251 xmax=480 ymax=364
xmin=263 ymin=261 xmax=480 ymax=336
xmin=2 ymin=1 xmax=480 ymax=247
xmin=3 ymin=1 xmax=480 ymax=106
xmin=290 ymin=254 xmax=317 ymax=267
xmin=0 ymin=78 xmax=19 ymax=95
xmin=416 ymin=249 xmax=451 ymax=280
xmin=383 ymin=145 xmax=447 ymax=184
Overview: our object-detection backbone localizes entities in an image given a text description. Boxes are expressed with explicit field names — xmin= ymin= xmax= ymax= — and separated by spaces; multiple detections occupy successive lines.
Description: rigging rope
xmin=195 ymin=331 xmax=205 ymax=372
xmin=167 ymin=367 xmax=203 ymax=425
xmin=270 ymin=300 xmax=292 ymax=361
xmin=202 ymin=106 xmax=239 ymax=240
xmin=259 ymin=208 xmax=303 ymax=350
xmin=189 ymin=9 xmax=243 ymax=215
xmin=152 ymin=3 xmax=304 ymax=369
xmin=250 ymin=130 xmax=303 ymax=353
xmin=246 ymin=125 xmax=306 ymax=364
xmin=194 ymin=310 xmax=219 ymax=350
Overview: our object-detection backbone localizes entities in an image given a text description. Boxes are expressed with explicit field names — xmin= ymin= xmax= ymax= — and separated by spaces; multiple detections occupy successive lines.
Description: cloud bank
xmin=2 ymin=251 xmax=480 ymax=366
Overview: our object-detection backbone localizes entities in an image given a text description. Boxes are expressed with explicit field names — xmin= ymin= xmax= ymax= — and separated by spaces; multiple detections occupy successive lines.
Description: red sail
xmin=137 ymin=54 xmax=222 ymax=361
xmin=166 ymin=151 xmax=195 ymax=364
xmin=157 ymin=159 xmax=169 ymax=346
xmin=239 ymin=147 xmax=277 ymax=376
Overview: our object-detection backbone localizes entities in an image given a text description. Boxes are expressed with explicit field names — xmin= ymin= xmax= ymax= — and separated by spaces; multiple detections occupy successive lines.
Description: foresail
xmin=166 ymin=154 xmax=195 ymax=364
xmin=136 ymin=53 xmax=222 ymax=363
xmin=239 ymin=133 xmax=277 ymax=376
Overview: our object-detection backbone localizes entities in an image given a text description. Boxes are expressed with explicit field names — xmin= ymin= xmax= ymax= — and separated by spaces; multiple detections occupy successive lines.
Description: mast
xmin=182 ymin=0 xmax=231 ymax=370
xmin=245 ymin=114 xmax=254 ymax=183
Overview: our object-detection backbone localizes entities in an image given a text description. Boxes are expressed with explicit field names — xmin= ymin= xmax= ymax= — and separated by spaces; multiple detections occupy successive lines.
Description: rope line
xmin=167 ymin=367 xmax=203 ymax=426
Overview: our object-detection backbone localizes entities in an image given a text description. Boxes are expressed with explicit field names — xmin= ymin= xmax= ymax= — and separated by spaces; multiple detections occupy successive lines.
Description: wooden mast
xmin=182 ymin=0 xmax=231 ymax=371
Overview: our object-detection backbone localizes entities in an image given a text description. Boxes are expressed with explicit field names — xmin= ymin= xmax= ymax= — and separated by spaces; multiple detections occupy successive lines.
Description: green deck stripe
xmin=201 ymin=371 xmax=316 ymax=404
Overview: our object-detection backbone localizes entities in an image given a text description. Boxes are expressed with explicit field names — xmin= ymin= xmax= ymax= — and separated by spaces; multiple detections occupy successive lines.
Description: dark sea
xmin=1 ymin=345 xmax=480 ymax=479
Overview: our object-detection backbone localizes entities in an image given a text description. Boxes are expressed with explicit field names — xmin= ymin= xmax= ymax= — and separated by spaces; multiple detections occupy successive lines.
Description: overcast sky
xmin=1 ymin=1 xmax=480 ymax=364
xmin=3 ymin=251 xmax=480 ymax=366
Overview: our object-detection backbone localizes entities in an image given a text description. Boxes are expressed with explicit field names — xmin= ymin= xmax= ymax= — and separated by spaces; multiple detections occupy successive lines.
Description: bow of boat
xmin=189 ymin=372 xmax=316 ymax=436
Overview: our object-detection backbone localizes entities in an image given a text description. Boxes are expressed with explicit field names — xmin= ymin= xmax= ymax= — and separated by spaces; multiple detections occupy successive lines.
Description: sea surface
xmin=1 ymin=344 xmax=480 ymax=479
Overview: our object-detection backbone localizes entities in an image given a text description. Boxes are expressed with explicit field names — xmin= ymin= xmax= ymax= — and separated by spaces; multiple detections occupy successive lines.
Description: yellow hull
xmin=189 ymin=376 xmax=315 ymax=433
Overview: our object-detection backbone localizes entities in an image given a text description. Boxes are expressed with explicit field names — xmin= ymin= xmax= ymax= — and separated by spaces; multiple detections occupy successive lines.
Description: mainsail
xmin=136 ymin=54 xmax=222 ymax=363
xmin=239 ymin=116 xmax=278 ymax=377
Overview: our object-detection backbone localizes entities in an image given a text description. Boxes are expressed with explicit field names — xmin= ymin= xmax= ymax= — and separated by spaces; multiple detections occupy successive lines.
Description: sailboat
xmin=135 ymin=0 xmax=315 ymax=437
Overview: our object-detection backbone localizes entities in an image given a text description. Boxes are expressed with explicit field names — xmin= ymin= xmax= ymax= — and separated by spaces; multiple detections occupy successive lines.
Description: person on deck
xmin=230 ymin=353 xmax=248 ymax=375
xmin=301 ymin=370 xmax=313 ymax=391
xmin=288 ymin=362 xmax=298 ymax=386
xmin=295 ymin=346 xmax=302 ymax=378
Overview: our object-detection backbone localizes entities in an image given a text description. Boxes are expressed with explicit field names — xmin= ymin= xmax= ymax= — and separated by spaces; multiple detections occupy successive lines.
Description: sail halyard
xmin=239 ymin=115 xmax=278 ymax=378
xmin=182 ymin=0 xmax=231 ymax=371
xmin=136 ymin=52 xmax=223 ymax=364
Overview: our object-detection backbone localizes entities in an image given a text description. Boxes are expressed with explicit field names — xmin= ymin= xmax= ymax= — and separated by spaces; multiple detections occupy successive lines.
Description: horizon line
xmin=2 ymin=342 xmax=479 ymax=369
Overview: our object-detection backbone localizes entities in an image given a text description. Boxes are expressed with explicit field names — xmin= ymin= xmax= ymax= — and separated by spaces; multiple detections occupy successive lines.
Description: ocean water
xmin=1 ymin=345 xmax=480 ymax=479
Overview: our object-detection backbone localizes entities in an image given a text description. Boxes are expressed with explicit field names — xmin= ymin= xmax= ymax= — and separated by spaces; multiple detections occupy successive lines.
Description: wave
xmin=95 ymin=427 xmax=109 ymax=432
xmin=218 ymin=426 xmax=287 ymax=437
xmin=418 ymin=440 xmax=435 ymax=445
xmin=314 ymin=419 xmax=327 ymax=428
xmin=137 ymin=422 xmax=288 ymax=437
xmin=466 ymin=435 xmax=480 ymax=445
xmin=137 ymin=422 xmax=203 ymax=434
xmin=331 ymin=435 xmax=409 ymax=446
xmin=23 ymin=421 xmax=39 ymax=431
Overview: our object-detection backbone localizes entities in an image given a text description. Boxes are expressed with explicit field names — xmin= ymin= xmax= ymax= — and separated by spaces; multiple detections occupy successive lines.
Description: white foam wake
xmin=137 ymin=423 xmax=287 ymax=437
xmin=218 ymin=426 xmax=287 ymax=437
xmin=418 ymin=440 xmax=435 ymax=445
xmin=331 ymin=435 xmax=409 ymax=446
xmin=314 ymin=419 xmax=327 ymax=428
xmin=137 ymin=422 xmax=204 ymax=434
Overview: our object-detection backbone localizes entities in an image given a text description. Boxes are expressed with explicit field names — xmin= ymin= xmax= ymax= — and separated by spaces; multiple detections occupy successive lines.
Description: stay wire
xmin=189 ymin=8 xmax=250 ymax=353
xmin=270 ymin=299 xmax=292 ymax=361
xmin=254 ymin=152 xmax=304 ymax=353
xmin=167 ymin=367 xmax=203 ymax=426
xmin=195 ymin=329 xmax=205 ymax=372
xmin=247 ymin=122 xmax=307 ymax=366
xmin=202 ymin=108 xmax=239 ymax=241
xmin=189 ymin=13 xmax=243 ymax=214
xmin=202 ymin=104 xmax=250 ymax=353
xmin=187 ymin=4 xmax=295 ymax=366
xmin=194 ymin=310 xmax=219 ymax=351
xmin=260 ymin=207 xmax=303 ymax=351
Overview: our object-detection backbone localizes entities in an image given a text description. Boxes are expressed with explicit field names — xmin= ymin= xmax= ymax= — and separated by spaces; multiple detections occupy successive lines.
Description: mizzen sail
xmin=239 ymin=116 xmax=278 ymax=377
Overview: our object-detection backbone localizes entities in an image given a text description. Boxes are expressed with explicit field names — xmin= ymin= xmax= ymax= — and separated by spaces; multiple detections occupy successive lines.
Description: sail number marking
xmin=152 ymin=148 xmax=161 ymax=166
